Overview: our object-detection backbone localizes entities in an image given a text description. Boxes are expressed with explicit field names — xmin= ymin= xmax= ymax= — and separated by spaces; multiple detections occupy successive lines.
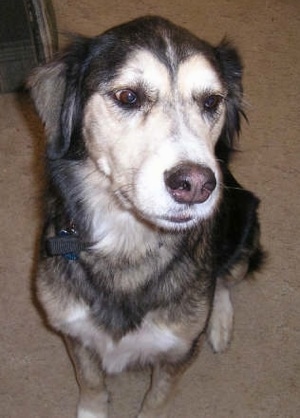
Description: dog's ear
xmin=214 ymin=40 xmax=245 ymax=163
xmin=28 ymin=37 xmax=89 ymax=160
xmin=28 ymin=61 xmax=71 ymax=159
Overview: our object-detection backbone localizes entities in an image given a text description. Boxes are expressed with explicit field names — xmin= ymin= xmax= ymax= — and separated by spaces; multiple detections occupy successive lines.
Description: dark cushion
xmin=0 ymin=0 xmax=58 ymax=93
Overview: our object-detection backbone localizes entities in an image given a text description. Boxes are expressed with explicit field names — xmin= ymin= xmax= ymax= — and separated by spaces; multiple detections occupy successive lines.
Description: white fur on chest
xmin=63 ymin=304 xmax=187 ymax=374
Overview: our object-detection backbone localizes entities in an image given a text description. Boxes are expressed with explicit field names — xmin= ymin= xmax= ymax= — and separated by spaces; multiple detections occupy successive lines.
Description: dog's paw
xmin=78 ymin=407 xmax=108 ymax=418
xmin=207 ymin=283 xmax=234 ymax=353
xmin=77 ymin=394 xmax=109 ymax=418
xmin=137 ymin=411 xmax=168 ymax=418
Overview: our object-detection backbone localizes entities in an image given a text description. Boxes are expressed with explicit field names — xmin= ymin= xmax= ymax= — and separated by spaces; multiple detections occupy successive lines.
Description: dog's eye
xmin=203 ymin=94 xmax=223 ymax=112
xmin=114 ymin=89 xmax=138 ymax=106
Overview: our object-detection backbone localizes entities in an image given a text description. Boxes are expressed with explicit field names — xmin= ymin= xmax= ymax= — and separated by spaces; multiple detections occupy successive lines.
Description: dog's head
xmin=29 ymin=16 xmax=244 ymax=231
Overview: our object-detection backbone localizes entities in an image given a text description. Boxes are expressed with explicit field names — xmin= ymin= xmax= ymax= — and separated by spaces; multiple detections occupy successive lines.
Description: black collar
xmin=45 ymin=224 xmax=88 ymax=260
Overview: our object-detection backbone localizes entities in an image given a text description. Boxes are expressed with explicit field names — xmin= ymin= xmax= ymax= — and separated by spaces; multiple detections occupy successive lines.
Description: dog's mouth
xmin=160 ymin=213 xmax=194 ymax=224
xmin=116 ymin=190 xmax=195 ymax=228
xmin=154 ymin=211 xmax=200 ymax=230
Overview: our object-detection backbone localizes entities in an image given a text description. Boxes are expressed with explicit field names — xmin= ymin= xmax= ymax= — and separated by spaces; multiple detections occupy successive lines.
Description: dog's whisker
xmin=222 ymin=185 xmax=245 ymax=191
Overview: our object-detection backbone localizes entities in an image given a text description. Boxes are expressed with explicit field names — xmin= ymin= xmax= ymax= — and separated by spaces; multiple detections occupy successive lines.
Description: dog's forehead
xmin=111 ymin=48 xmax=222 ymax=92
xmin=178 ymin=55 xmax=223 ymax=93
xmin=113 ymin=50 xmax=170 ymax=91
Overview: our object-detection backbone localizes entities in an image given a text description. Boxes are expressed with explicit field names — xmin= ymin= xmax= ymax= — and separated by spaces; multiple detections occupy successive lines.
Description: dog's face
xmin=29 ymin=16 xmax=244 ymax=231
xmin=84 ymin=50 xmax=226 ymax=230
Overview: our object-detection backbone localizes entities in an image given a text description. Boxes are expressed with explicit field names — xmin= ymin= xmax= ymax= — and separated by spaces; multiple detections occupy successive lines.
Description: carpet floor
xmin=0 ymin=1 xmax=299 ymax=417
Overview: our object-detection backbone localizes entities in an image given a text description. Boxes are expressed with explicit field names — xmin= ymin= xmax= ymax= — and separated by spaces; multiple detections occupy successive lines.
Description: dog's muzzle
xmin=164 ymin=163 xmax=216 ymax=204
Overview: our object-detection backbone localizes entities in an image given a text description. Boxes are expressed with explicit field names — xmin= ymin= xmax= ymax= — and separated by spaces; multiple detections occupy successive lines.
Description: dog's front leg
xmin=208 ymin=260 xmax=249 ymax=352
xmin=138 ymin=362 xmax=183 ymax=418
xmin=66 ymin=338 xmax=109 ymax=418
xmin=207 ymin=277 xmax=234 ymax=352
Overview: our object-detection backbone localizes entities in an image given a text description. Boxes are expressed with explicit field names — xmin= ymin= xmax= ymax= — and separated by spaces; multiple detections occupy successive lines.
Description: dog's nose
xmin=164 ymin=163 xmax=216 ymax=204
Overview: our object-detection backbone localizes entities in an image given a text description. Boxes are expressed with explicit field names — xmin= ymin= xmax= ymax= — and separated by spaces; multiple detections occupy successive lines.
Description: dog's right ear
xmin=28 ymin=60 xmax=73 ymax=159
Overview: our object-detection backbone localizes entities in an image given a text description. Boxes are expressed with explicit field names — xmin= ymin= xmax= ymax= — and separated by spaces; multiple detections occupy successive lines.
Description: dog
xmin=29 ymin=16 xmax=263 ymax=418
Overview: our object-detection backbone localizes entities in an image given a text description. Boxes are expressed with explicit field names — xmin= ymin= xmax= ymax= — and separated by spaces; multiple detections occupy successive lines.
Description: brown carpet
xmin=1 ymin=1 xmax=299 ymax=417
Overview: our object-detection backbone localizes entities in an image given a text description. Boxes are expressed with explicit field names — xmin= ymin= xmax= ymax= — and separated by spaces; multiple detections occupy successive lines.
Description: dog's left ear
xmin=214 ymin=40 xmax=245 ymax=162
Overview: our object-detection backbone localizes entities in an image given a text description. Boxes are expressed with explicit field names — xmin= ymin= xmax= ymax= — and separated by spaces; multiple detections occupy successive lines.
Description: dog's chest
xmin=63 ymin=304 xmax=187 ymax=374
